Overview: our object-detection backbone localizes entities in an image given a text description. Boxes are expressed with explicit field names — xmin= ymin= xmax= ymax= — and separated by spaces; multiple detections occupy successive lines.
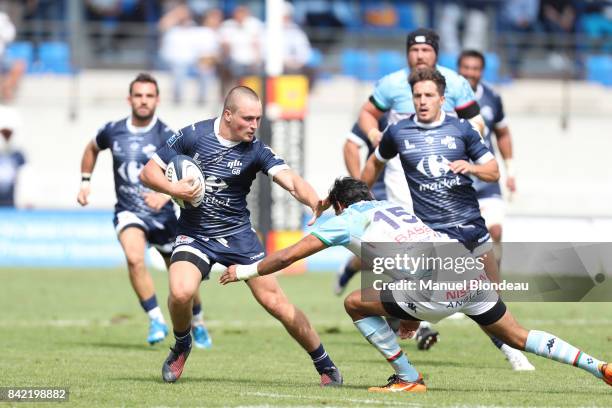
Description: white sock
xmin=191 ymin=311 xmax=203 ymax=325
xmin=147 ymin=306 xmax=164 ymax=322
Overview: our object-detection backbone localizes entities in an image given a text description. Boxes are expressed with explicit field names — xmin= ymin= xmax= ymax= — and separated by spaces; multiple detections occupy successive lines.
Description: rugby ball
xmin=164 ymin=155 xmax=205 ymax=209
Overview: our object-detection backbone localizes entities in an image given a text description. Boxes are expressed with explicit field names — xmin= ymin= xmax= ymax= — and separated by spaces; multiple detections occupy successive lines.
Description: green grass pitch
xmin=1 ymin=268 xmax=611 ymax=407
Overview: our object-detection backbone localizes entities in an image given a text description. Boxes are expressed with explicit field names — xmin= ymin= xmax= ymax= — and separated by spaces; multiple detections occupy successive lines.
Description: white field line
xmin=241 ymin=391 xmax=420 ymax=407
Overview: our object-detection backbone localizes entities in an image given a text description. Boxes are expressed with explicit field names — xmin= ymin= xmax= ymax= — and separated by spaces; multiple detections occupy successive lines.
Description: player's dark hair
xmin=408 ymin=68 xmax=446 ymax=96
xmin=224 ymin=86 xmax=260 ymax=113
xmin=458 ymin=49 xmax=486 ymax=69
xmin=129 ymin=72 xmax=159 ymax=96
xmin=328 ymin=177 xmax=373 ymax=213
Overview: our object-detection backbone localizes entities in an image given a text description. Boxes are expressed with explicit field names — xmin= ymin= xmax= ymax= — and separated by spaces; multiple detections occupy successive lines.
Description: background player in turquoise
xmin=76 ymin=73 xmax=211 ymax=349
xmin=358 ymin=28 xmax=484 ymax=147
xmin=141 ymin=86 xmax=342 ymax=386
xmin=363 ymin=68 xmax=535 ymax=371
xmin=458 ymin=50 xmax=517 ymax=266
xmin=220 ymin=177 xmax=612 ymax=393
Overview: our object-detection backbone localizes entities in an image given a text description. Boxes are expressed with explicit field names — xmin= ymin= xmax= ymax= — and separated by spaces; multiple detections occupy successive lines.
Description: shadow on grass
xmin=68 ymin=340 xmax=161 ymax=351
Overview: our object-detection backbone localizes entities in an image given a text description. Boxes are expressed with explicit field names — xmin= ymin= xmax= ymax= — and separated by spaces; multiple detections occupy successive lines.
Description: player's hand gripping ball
xmin=164 ymin=155 xmax=205 ymax=208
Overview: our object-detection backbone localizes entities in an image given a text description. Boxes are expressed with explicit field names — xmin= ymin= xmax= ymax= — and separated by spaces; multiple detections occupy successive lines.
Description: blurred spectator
xmin=23 ymin=0 xmax=67 ymax=44
xmin=219 ymin=5 xmax=263 ymax=96
xmin=192 ymin=8 xmax=222 ymax=105
xmin=292 ymin=0 xmax=355 ymax=28
xmin=579 ymin=0 xmax=612 ymax=53
xmin=500 ymin=0 xmax=541 ymax=76
xmin=0 ymin=11 xmax=24 ymax=102
xmin=282 ymin=2 xmax=312 ymax=75
xmin=539 ymin=0 xmax=576 ymax=69
xmin=439 ymin=1 xmax=489 ymax=53
xmin=0 ymin=105 xmax=24 ymax=207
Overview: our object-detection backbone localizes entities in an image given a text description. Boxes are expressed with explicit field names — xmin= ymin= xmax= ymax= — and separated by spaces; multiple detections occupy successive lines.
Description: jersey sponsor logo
xmin=403 ymin=140 xmax=417 ymax=151
xmin=226 ymin=159 xmax=243 ymax=175
xmin=118 ymin=160 xmax=144 ymax=184
xmin=416 ymin=154 xmax=451 ymax=178
xmin=249 ymin=252 xmax=265 ymax=260
xmin=440 ymin=136 xmax=456 ymax=149
xmin=481 ymin=105 xmax=494 ymax=122
xmin=418 ymin=175 xmax=462 ymax=192
xmin=204 ymin=175 xmax=228 ymax=193
xmin=112 ymin=141 xmax=123 ymax=154
xmin=425 ymin=136 xmax=434 ymax=145
xmin=167 ymin=130 xmax=183 ymax=147
xmin=175 ymin=235 xmax=194 ymax=245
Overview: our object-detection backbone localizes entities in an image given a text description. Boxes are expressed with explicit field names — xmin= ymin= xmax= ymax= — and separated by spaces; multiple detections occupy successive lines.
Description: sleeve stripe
xmin=455 ymin=100 xmax=480 ymax=119
xmin=475 ymin=151 xmax=495 ymax=165
xmin=369 ymin=95 xmax=390 ymax=112
xmin=455 ymin=100 xmax=477 ymax=111
xmin=346 ymin=132 xmax=367 ymax=147
xmin=374 ymin=147 xmax=389 ymax=163
xmin=310 ymin=232 xmax=332 ymax=247
xmin=267 ymin=164 xmax=290 ymax=178
xmin=152 ymin=153 xmax=168 ymax=170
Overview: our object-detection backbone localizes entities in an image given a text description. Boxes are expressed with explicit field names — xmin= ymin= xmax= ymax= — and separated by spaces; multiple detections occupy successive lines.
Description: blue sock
xmin=489 ymin=335 xmax=505 ymax=349
xmin=140 ymin=295 xmax=158 ymax=313
xmin=308 ymin=344 xmax=336 ymax=375
xmin=525 ymin=330 xmax=603 ymax=378
xmin=173 ymin=328 xmax=192 ymax=352
xmin=354 ymin=316 xmax=420 ymax=382
xmin=339 ymin=261 xmax=358 ymax=287
xmin=192 ymin=302 xmax=202 ymax=316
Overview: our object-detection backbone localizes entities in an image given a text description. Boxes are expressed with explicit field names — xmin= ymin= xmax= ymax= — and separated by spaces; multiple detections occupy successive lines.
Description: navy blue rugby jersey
xmin=95 ymin=116 xmax=175 ymax=218
xmin=375 ymin=112 xmax=494 ymax=229
xmin=154 ymin=118 xmax=288 ymax=238
xmin=472 ymin=82 xmax=506 ymax=199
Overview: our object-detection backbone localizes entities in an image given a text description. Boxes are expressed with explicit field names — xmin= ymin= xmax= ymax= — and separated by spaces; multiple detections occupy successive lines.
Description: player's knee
xmin=126 ymin=254 xmax=146 ymax=273
xmin=489 ymin=225 xmax=502 ymax=242
xmin=259 ymin=292 xmax=290 ymax=318
xmin=343 ymin=291 xmax=360 ymax=316
xmin=169 ymin=284 xmax=194 ymax=306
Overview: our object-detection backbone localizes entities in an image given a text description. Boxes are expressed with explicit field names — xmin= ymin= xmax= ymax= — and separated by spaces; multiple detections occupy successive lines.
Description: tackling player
xmin=362 ymin=68 xmax=534 ymax=370
xmin=458 ymin=50 xmax=516 ymax=265
xmin=220 ymin=177 xmax=612 ymax=393
xmin=77 ymin=73 xmax=212 ymax=348
xmin=140 ymin=86 xmax=342 ymax=386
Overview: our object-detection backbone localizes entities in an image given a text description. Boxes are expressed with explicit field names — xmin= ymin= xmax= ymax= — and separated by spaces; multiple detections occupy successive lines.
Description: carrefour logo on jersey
xmin=416 ymin=154 xmax=451 ymax=178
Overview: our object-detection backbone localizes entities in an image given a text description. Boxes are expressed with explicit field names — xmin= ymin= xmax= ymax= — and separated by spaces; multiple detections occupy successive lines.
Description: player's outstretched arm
xmin=450 ymin=158 xmax=499 ymax=182
xmin=140 ymin=159 xmax=202 ymax=202
xmin=361 ymin=154 xmax=385 ymax=188
xmin=272 ymin=169 xmax=322 ymax=226
xmin=77 ymin=140 xmax=100 ymax=206
xmin=358 ymin=101 xmax=384 ymax=146
xmin=219 ymin=234 xmax=326 ymax=284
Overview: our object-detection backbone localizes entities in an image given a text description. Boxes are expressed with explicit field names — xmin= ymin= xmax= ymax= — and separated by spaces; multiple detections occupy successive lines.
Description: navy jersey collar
xmin=126 ymin=115 xmax=158 ymax=134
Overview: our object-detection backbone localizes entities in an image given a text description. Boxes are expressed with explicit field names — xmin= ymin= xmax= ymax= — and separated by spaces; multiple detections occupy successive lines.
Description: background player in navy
xmin=458 ymin=50 xmax=517 ymax=266
xmin=77 ymin=73 xmax=211 ymax=348
xmin=362 ymin=68 xmax=535 ymax=371
xmin=140 ymin=86 xmax=342 ymax=386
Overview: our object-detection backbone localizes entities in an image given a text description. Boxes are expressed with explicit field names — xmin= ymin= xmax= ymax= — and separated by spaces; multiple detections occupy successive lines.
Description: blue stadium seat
xmin=483 ymin=52 xmax=500 ymax=84
xmin=397 ymin=4 xmax=415 ymax=30
xmin=5 ymin=42 xmax=35 ymax=72
xmin=437 ymin=52 xmax=458 ymax=71
xmin=376 ymin=50 xmax=404 ymax=77
xmin=307 ymin=48 xmax=323 ymax=68
xmin=37 ymin=41 xmax=72 ymax=74
xmin=341 ymin=49 xmax=367 ymax=78
xmin=586 ymin=55 xmax=612 ymax=86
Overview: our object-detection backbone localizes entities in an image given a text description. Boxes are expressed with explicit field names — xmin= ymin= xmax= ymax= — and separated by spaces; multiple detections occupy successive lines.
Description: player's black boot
xmin=162 ymin=343 xmax=192 ymax=383
xmin=320 ymin=366 xmax=343 ymax=387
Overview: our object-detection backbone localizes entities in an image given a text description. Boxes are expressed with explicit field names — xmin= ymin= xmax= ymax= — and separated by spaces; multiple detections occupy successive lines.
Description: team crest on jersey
xmin=481 ymin=106 xmax=494 ymax=122
xmin=142 ymin=144 xmax=156 ymax=158
xmin=416 ymin=154 xmax=451 ymax=178
xmin=424 ymin=136 xmax=434 ymax=145
xmin=440 ymin=136 xmax=456 ymax=149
